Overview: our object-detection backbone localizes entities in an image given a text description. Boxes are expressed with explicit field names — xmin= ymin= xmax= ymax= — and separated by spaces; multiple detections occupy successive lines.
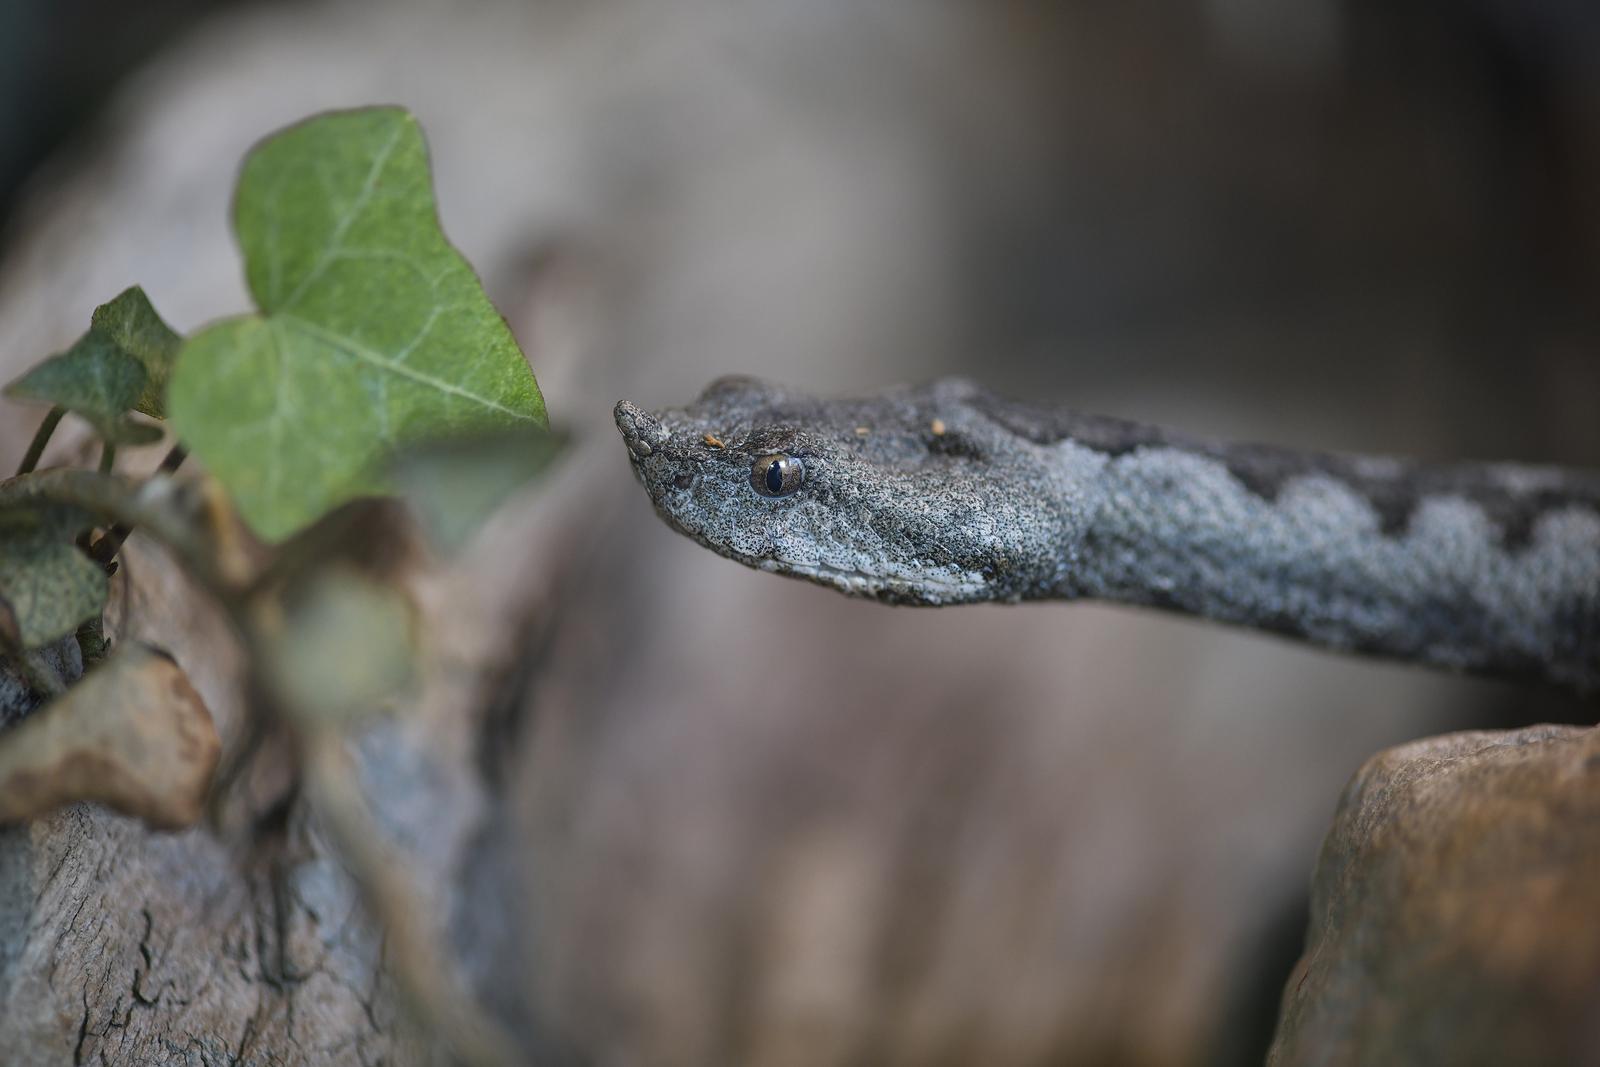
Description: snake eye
xmin=751 ymin=454 xmax=804 ymax=497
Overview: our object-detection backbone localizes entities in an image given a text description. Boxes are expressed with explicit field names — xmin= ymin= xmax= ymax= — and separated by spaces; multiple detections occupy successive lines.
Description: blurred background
xmin=1 ymin=1 xmax=1596 ymax=1064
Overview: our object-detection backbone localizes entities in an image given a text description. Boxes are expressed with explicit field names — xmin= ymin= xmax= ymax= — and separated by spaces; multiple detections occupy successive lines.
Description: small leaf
xmin=0 ymin=499 xmax=106 ymax=648
xmin=168 ymin=107 xmax=547 ymax=542
xmin=91 ymin=286 xmax=182 ymax=418
xmin=264 ymin=570 xmax=414 ymax=725
xmin=391 ymin=428 xmax=563 ymax=553
xmin=4 ymin=331 xmax=163 ymax=445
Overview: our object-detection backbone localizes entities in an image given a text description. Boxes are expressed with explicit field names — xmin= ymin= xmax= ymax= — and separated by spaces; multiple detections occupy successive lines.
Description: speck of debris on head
xmin=930 ymin=418 xmax=947 ymax=436
xmin=854 ymin=426 xmax=870 ymax=437
xmin=703 ymin=432 xmax=724 ymax=449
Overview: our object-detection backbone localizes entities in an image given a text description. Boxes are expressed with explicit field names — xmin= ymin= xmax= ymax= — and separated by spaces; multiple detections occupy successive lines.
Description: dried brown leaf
xmin=0 ymin=643 xmax=220 ymax=829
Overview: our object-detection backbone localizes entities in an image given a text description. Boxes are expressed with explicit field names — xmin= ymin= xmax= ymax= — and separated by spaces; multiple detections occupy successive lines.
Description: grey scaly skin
xmin=614 ymin=376 xmax=1600 ymax=688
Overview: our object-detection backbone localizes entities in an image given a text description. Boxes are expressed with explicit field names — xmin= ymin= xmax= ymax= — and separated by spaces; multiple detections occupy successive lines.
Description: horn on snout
xmin=613 ymin=400 xmax=671 ymax=458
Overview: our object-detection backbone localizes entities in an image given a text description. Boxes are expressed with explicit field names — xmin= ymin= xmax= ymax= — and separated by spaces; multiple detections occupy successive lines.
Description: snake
xmin=614 ymin=376 xmax=1600 ymax=688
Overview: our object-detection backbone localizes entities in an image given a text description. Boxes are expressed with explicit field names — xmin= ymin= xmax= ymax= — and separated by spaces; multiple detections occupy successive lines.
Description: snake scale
xmin=615 ymin=376 xmax=1600 ymax=688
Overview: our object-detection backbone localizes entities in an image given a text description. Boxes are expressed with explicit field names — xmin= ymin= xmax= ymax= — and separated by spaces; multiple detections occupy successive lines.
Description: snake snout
xmin=614 ymin=400 xmax=670 ymax=458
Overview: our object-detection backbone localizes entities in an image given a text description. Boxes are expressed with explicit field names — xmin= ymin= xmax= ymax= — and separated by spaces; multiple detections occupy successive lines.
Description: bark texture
xmin=0 ymin=808 xmax=413 ymax=1066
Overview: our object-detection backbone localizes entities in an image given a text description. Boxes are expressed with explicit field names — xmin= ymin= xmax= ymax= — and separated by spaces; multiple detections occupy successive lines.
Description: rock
xmin=1270 ymin=724 xmax=1600 ymax=1067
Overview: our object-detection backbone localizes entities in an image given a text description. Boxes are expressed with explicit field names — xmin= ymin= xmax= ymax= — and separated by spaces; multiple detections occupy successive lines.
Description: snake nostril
xmin=673 ymin=472 xmax=693 ymax=490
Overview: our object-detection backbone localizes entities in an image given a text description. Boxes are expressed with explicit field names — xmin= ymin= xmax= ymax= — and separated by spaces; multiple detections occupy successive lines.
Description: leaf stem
xmin=5 ymin=466 xmax=214 ymax=589
xmin=98 ymin=442 xmax=117 ymax=474
xmin=157 ymin=442 xmax=189 ymax=474
xmin=15 ymin=406 xmax=65 ymax=476
xmin=88 ymin=443 xmax=188 ymax=567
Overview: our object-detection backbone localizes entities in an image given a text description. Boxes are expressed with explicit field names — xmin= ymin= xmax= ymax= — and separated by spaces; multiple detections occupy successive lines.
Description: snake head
xmin=613 ymin=378 xmax=1075 ymax=604
xmin=613 ymin=382 xmax=835 ymax=562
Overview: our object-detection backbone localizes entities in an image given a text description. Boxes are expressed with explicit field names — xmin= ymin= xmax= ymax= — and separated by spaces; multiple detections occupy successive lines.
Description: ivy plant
xmin=0 ymin=105 xmax=552 ymax=701
xmin=0 ymin=107 xmax=553 ymax=1064
xmin=170 ymin=107 xmax=545 ymax=540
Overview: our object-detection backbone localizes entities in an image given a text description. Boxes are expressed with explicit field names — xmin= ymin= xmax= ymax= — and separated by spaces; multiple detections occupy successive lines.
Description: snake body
xmin=615 ymin=377 xmax=1600 ymax=688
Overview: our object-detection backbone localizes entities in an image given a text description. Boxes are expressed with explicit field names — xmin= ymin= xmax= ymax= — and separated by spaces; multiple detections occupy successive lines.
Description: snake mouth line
xmin=761 ymin=554 xmax=986 ymax=605
xmin=647 ymin=497 xmax=986 ymax=603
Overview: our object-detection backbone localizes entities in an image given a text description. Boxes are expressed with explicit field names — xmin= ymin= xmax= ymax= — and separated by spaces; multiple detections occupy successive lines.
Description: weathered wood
xmin=0 ymin=806 xmax=418 ymax=1066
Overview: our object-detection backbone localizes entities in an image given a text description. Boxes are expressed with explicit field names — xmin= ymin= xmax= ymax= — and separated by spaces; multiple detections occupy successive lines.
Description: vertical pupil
xmin=765 ymin=459 xmax=785 ymax=494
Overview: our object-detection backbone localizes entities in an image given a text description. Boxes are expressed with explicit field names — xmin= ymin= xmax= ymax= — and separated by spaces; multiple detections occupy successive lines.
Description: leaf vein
xmin=276 ymin=121 xmax=406 ymax=312
xmin=278 ymin=314 xmax=534 ymax=421
xmin=267 ymin=319 xmax=292 ymax=509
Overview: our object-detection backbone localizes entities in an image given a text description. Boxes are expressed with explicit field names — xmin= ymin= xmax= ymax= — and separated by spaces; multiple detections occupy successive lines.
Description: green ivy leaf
xmin=391 ymin=429 xmax=564 ymax=553
xmin=4 ymin=331 xmax=163 ymax=445
xmin=0 ymin=499 xmax=106 ymax=648
xmin=91 ymin=286 xmax=182 ymax=418
xmin=167 ymin=107 xmax=546 ymax=542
